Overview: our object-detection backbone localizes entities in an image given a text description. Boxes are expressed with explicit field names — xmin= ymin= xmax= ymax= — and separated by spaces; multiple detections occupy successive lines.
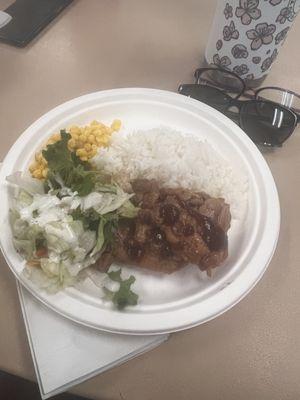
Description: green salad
xmin=7 ymin=130 xmax=139 ymax=309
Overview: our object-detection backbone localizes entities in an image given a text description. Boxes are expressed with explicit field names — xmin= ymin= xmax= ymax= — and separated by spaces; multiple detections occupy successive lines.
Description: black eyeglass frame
xmin=178 ymin=67 xmax=300 ymax=147
xmin=255 ymin=85 xmax=300 ymax=115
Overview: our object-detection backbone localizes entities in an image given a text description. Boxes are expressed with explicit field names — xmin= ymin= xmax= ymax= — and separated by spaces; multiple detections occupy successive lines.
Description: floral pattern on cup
xmin=252 ymin=56 xmax=261 ymax=63
xmin=246 ymin=22 xmax=276 ymax=50
xmin=213 ymin=54 xmax=232 ymax=68
xmin=276 ymin=6 xmax=295 ymax=23
xmin=261 ymin=48 xmax=278 ymax=71
xmin=235 ymin=0 xmax=262 ymax=25
xmin=245 ymin=73 xmax=255 ymax=80
xmin=224 ymin=3 xmax=233 ymax=19
xmin=275 ymin=26 xmax=290 ymax=44
xmin=231 ymin=44 xmax=249 ymax=58
xmin=205 ymin=0 xmax=300 ymax=82
xmin=216 ymin=39 xmax=223 ymax=50
xmin=223 ymin=21 xmax=239 ymax=40
xmin=233 ymin=64 xmax=250 ymax=75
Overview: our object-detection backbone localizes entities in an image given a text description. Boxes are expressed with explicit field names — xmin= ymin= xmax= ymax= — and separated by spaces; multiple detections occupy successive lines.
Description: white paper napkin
xmin=17 ymin=283 xmax=168 ymax=399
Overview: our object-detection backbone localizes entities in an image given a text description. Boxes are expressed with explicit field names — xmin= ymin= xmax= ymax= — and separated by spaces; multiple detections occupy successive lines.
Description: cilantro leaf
xmin=42 ymin=130 xmax=80 ymax=170
xmin=105 ymin=269 xmax=138 ymax=310
xmin=107 ymin=269 xmax=124 ymax=282
xmin=42 ymin=130 xmax=95 ymax=196
xmin=103 ymin=213 xmax=119 ymax=245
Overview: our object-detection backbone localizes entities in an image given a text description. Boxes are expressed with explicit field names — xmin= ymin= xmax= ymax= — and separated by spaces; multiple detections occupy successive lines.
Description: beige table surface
xmin=1 ymin=1 xmax=300 ymax=399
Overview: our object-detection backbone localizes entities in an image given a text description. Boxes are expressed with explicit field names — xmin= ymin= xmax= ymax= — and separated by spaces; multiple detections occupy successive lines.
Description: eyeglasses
xmin=178 ymin=67 xmax=300 ymax=147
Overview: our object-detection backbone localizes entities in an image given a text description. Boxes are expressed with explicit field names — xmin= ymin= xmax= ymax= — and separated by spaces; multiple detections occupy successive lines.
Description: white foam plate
xmin=0 ymin=88 xmax=280 ymax=334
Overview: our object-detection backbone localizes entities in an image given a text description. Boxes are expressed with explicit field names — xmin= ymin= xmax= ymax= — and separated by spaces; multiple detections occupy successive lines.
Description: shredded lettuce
xmin=79 ymin=230 xmax=96 ymax=253
xmin=81 ymin=186 xmax=134 ymax=215
xmin=118 ymin=199 xmax=139 ymax=218
xmin=81 ymin=192 xmax=104 ymax=211
xmin=90 ymin=218 xmax=106 ymax=256
xmin=91 ymin=213 xmax=119 ymax=257
xmin=10 ymin=209 xmax=28 ymax=238
xmin=7 ymin=131 xmax=140 ymax=308
xmin=92 ymin=189 xmax=133 ymax=215
xmin=6 ymin=171 xmax=45 ymax=195
xmin=16 ymin=190 xmax=33 ymax=209
xmin=10 ymin=208 xmax=44 ymax=259
xmin=94 ymin=182 xmax=118 ymax=194
xmin=22 ymin=259 xmax=77 ymax=293
xmin=13 ymin=238 xmax=35 ymax=259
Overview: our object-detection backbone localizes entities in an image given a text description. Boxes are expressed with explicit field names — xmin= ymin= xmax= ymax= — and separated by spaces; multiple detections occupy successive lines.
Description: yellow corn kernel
xmin=86 ymin=126 xmax=93 ymax=135
xmin=69 ymin=126 xmax=81 ymax=135
xmin=84 ymin=143 xmax=92 ymax=151
xmin=88 ymin=134 xmax=95 ymax=144
xmin=81 ymin=156 xmax=88 ymax=161
xmin=68 ymin=139 xmax=75 ymax=148
xmin=104 ymin=133 xmax=110 ymax=139
xmin=96 ymin=140 xmax=105 ymax=147
xmin=80 ymin=133 xmax=87 ymax=142
xmin=32 ymin=169 xmax=42 ymax=179
xmin=93 ymin=120 xmax=104 ymax=127
xmin=42 ymin=169 xmax=48 ymax=178
xmin=71 ymin=132 xmax=79 ymax=140
xmin=111 ymin=119 xmax=121 ymax=131
xmin=95 ymin=136 xmax=103 ymax=144
xmin=89 ymin=126 xmax=97 ymax=134
xmin=76 ymin=148 xmax=87 ymax=157
xmin=95 ymin=130 xmax=103 ymax=138
xmin=91 ymin=144 xmax=97 ymax=151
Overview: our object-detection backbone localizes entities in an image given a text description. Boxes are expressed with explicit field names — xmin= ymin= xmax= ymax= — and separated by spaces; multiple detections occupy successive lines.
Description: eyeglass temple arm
xmin=196 ymin=77 xmax=256 ymax=98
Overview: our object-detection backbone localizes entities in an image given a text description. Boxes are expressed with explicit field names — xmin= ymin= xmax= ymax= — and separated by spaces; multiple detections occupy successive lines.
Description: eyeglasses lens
xmin=256 ymin=88 xmax=300 ymax=114
xmin=196 ymin=68 xmax=244 ymax=98
xmin=240 ymin=101 xmax=296 ymax=146
xmin=178 ymin=84 xmax=230 ymax=113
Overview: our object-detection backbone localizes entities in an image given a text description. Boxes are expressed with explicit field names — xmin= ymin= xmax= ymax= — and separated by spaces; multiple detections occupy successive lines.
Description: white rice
xmin=93 ymin=127 xmax=248 ymax=220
